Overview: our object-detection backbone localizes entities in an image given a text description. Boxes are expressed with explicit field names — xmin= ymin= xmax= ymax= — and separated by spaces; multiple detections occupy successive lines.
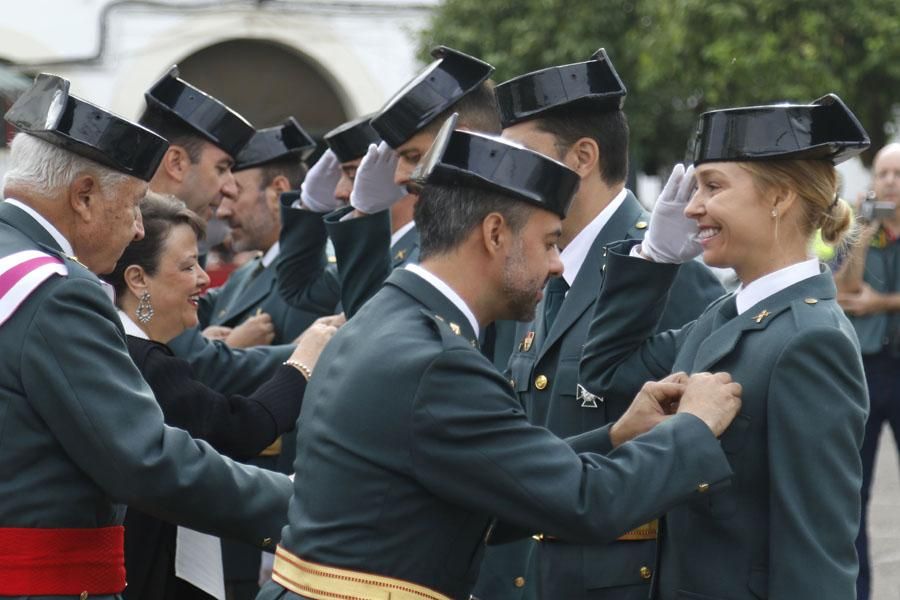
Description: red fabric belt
xmin=0 ymin=526 xmax=126 ymax=595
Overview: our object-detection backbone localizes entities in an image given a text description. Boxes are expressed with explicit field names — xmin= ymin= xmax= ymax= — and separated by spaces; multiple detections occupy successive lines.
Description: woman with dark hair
xmin=580 ymin=95 xmax=870 ymax=599
xmin=103 ymin=192 xmax=342 ymax=600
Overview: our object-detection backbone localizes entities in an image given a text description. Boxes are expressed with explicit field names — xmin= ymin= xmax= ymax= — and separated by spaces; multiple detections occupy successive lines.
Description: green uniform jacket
xmin=275 ymin=198 xmax=344 ymax=316
xmin=260 ymin=268 xmax=733 ymax=600
xmin=199 ymin=254 xmax=330 ymax=344
xmin=484 ymin=194 xmax=723 ymax=600
xmin=323 ymin=206 xmax=419 ymax=317
xmin=0 ymin=202 xmax=292 ymax=599
xmin=580 ymin=241 xmax=868 ymax=600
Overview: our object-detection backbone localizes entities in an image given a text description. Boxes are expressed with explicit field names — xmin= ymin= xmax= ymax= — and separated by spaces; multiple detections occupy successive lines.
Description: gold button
xmin=635 ymin=220 xmax=648 ymax=230
xmin=509 ymin=379 xmax=516 ymax=388
xmin=80 ymin=592 xmax=89 ymax=600
xmin=639 ymin=566 xmax=652 ymax=580
xmin=697 ymin=482 xmax=710 ymax=493
xmin=514 ymin=576 xmax=526 ymax=588
xmin=262 ymin=537 xmax=273 ymax=546
xmin=804 ymin=298 xmax=818 ymax=304
xmin=534 ymin=375 xmax=548 ymax=390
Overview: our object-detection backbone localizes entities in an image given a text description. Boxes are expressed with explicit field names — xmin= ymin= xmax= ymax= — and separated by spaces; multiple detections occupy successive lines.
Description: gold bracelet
xmin=283 ymin=360 xmax=312 ymax=381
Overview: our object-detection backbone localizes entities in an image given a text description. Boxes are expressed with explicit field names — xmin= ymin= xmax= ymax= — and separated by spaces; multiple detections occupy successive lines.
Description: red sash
xmin=0 ymin=526 xmax=126 ymax=595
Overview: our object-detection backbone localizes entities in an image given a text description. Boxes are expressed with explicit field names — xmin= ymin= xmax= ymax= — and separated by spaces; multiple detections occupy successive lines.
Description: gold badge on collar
xmin=449 ymin=322 xmax=461 ymax=336
xmin=394 ymin=249 xmax=407 ymax=261
xmin=65 ymin=254 xmax=88 ymax=269
xmin=752 ymin=309 xmax=770 ymax=324
xmin=520 ymin=331 xmax=535 ymax=352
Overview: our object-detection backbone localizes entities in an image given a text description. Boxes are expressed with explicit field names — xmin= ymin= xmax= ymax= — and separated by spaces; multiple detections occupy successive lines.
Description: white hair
xmin=2 ymin=133 xmax=132 ymax=197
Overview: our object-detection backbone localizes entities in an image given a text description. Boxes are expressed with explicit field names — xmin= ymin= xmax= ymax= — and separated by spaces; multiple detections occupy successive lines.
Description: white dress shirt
xmin=391 ymin=221 xmax=416 ymax=249
xmin=734 ymin=258 xmax=820 ymax=315
xmin=559 ymin=188 xmax=628 ymax=287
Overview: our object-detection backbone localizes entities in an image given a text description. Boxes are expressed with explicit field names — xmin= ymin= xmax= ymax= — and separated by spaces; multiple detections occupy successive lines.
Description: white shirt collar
xmin=735 ymin=258 xmax=820 ymax=315
xmin=261 ymin=241 xmax=280 ymax=268
xmin=4 ymin=199 xmax=75 ymax=257
xmin=559 ymin=188 xmax=628 ymax=287
xmin=391 ymin=220 xmax=416 ymax=249
xmin=117 ymin=309 xmax=149 ymax=340
xmin=405 ymin=263 xmax=480 ymax=338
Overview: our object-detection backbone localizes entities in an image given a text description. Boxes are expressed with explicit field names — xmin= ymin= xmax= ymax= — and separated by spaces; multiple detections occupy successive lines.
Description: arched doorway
xmin=176 ymin=38 xmax=350 ymax=136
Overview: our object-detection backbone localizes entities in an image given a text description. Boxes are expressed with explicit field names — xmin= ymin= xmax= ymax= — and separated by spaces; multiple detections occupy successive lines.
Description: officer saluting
xmin=0 ymin=75 xmax=291 ymax=598
xmin=259 ymin=116 xmax=742 ymax=600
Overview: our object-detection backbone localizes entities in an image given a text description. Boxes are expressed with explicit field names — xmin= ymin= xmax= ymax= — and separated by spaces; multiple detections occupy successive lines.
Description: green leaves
xmin=419 ymin=0 xmax=900 ymax=168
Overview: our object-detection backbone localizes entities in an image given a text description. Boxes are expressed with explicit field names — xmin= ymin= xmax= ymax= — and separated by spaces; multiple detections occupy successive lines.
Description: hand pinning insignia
xmin=576 ymin=384 xmax=602 ymax=408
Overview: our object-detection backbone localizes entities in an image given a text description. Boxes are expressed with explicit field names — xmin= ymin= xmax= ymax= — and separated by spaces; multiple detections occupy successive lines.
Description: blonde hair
xmin=740 ymin=160 xmax=854 ymax=248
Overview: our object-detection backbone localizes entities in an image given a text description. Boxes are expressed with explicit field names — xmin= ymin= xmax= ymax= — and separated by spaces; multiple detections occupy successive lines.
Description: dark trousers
xmin=856 ymin=351 xmax=900 ymax=600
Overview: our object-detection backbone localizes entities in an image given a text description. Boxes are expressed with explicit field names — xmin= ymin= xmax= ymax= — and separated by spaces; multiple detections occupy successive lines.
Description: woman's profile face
xmin=684 ymin=162 xmax=776 ymax=279
xmin=144 ymin=224 xmax=209 ymax=342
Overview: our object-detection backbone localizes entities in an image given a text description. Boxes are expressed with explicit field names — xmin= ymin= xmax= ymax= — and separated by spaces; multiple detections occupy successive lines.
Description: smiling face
xmin=142 ymin=223 xmax=210 ymax=342
xmin=686 ymin=162 xmax=784 ymax=282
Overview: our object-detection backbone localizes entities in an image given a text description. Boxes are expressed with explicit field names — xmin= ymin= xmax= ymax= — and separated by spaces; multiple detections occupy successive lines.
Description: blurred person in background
xmin=834 ymin=142 xmax=900 ymax=600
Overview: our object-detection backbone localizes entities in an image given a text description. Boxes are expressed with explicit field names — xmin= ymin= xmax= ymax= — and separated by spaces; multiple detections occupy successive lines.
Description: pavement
xmin=870 ymin=427 xmax=899 ymax=600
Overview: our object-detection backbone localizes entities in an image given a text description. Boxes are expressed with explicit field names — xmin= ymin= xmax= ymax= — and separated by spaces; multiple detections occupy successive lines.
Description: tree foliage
xmin=418 ymin=0 xmax=900 ymax=170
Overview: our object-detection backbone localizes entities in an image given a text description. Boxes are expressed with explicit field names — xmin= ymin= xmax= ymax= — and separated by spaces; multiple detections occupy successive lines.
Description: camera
xmin=859 ymin=191 xmax=896 ymax=222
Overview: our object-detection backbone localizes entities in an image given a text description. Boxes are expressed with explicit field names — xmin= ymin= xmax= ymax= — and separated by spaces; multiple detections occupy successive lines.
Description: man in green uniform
xmin=139 ymin=66 xmax=294 ymax=395
xmin=0 ymin=74 xmax=291 ymax=598
xmin=476 ymin=49 xmax=724 ymax=600
xmin=257 ymin=118 xmax=742 ymax=600
xmin=210 ymin=117 xmax=332 ymax=346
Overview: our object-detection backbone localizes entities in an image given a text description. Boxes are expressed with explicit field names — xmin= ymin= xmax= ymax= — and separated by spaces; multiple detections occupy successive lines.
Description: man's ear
xmin=267 ymin=175 xmax=292 ymax=210
xmin=480 ymin=212 xmax=510 ymax=258
xmin=569 ymin=137 xmax=600 ymax=179
xmin=161 ymin=146 xmax=191 ymax=183
xmin=68 ymin=174 xmax=99 ymax=223
xmin=123 ymin=264 xmax=149 ymax=298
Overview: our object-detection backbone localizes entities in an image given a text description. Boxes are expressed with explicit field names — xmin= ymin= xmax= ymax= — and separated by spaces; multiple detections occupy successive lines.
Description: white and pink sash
xmin=0 ymin=250 xmax=68 ymax=328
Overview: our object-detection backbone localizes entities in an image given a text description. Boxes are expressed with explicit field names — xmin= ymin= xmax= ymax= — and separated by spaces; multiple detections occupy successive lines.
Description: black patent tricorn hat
xmin=5 ymin=74 xmax=169 ymax=182
xmin=371 ymin=46 xmax=494 ymax=148
xmin=688 ymin=94 xmax=870 ymax=166
xmin=144 ymin=65 xmax=255 ymax=158
xmin=324 ymin=115 xmax=381 ymax=163
xmin=412 ymin=114 xmax=578 ymax=218
xmin=495 ymin=48 xmax=627 ymax=128
xmin=234 ymin=117 xmax=316 ymax=171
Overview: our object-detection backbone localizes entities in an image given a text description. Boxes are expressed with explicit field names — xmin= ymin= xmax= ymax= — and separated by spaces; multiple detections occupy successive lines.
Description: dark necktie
xmin=542 ymin=277 xmax=569 ymax=333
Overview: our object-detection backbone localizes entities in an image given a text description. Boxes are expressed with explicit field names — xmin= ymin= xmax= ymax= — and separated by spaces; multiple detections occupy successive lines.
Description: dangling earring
xmin=771 ymin=208 xmax=778 ymax=218
xmin=136 ymin=291 xmax=154 ymax=323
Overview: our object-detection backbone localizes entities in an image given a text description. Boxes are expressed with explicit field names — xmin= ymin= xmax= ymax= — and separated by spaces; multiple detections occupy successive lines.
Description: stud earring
xmin=771 ymin=208 xmax=778 ymax=218
xmin=136 ymin=291 xmax=154 ymax=324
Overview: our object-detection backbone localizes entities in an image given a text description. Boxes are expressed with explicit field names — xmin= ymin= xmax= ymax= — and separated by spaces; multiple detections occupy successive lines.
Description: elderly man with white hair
xmin=0 ymin=74 xmax=291 ymax=598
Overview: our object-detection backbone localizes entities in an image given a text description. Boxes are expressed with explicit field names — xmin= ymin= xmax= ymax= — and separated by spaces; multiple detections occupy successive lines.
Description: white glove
xmin=349 ymin=141 xmax=406 ymax=214
xmin=299 ymin=150 xmax=343 ymax=213
xmin=641 ymin=164 xmax=702 ymax=264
